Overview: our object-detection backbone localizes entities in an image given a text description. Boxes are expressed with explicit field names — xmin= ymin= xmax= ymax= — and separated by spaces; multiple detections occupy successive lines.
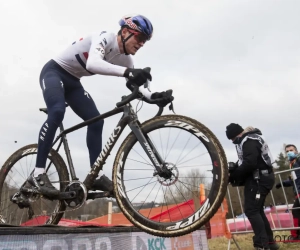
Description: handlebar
xmin=141 ymin=89 xmax=173 ymax=117
xmin=116 ymin=80 xmax=140 ymax=107
xmin=115 ymin=82 xmax=165 ymax=117
xmin=115 ymin=67 xmax=173 ymax=117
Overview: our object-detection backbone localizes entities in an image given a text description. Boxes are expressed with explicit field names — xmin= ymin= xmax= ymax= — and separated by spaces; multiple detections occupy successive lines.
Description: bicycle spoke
xmin=165 ymin=129 xmax=182 ymax=160
xmin=172 ymin=182 xmax=195 ymax=214
xmin=159 ymin=129 xmax=165 ymax=160
xmin=177 ymin=141 xmax=203 ymax=165
xmin=164 ymin=128 xmax=171 ymax=162
xmin=176 ymin=152 xmax=210 ymax=167
xmin=20 ymin=158 xmax=27 ymax=181
xmin=176 ymin=179 xmax=201 ymax=192
xmin=0 ymin=145 xmax=66 ymax=226
xmin=137 ymin=181 xmax=159 ymax=212
xmin=124 ymin=176 xmax=153 ymax=181
xmin=124 ymin=168 xmax=154 ymax=170
xmin=5 ymin=174 xmax=23 ymax=190
xmin=145 ymin=184 xmax=162 ymax=219
xmin=161 ymin=186 xmax=172 ymax=223
xmin=127 ymin=157 xmax=155 ymax=167
xmin=176 ymin=163 xmax=212 ymax=168
xmin=166 ymin=185 xmax=184 ymax=220
xmin=174 ymin=133 xmax=193 ymax=166
xmin=132 ymin=148 xmax=153 ymax=166
xmin=7 ymin=168 xmax=26 ymax=186
xmin=127 ymin=179 xmax=157 ymax=196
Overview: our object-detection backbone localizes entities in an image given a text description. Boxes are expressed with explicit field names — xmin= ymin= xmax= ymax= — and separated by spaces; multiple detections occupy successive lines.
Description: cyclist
xmin=27 ymin=14 xmax=174 ymax=197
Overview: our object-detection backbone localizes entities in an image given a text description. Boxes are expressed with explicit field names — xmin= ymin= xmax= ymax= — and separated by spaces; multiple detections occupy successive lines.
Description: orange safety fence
xmin=206 ymin=198 xmax=231 ymax=239
xmin=199 ymin=183 xmax=231 ymax=239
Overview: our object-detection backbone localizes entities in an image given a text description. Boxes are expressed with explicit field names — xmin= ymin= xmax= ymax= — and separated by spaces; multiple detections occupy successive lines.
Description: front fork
xmin=128 ymin=120 xmax=165 ymax=174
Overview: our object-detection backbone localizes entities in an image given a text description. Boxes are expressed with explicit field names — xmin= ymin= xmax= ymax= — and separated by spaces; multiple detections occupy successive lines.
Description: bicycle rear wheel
xmin=0 ymin=144 xmax=69 ymax=226
xmin=113 ymin=115 xmax=228 ymax=237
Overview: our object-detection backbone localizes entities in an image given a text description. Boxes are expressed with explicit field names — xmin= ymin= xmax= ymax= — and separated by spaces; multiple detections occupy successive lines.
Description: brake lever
xmin=144 ymin=79 xmax=151 ymax=92
xmin=169 ymin=102 xmax=176 ymax=114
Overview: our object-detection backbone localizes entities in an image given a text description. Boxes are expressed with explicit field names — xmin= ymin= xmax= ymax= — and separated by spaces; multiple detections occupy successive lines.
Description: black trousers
xmin=291 ymin=197 xmax=300 ymax=237
xmin=244 ymin=173 xmax=275 ymax=248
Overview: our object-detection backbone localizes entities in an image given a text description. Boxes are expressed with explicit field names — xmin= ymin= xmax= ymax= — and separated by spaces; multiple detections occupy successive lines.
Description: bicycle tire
xmin=0 ymin=144 xmax=69 ymax=226
xmin=112 ymin=114 xmax=228 ymax=237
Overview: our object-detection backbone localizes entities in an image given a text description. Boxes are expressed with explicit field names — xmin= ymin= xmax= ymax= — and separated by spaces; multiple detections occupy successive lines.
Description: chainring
xmin=64 ymin=181 xmax=87 ymax=209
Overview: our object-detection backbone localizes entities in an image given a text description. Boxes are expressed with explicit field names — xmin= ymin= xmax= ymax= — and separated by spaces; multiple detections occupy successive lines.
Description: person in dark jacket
xmin=226 ymin=123 xmax=279 ymax=250
xmin=275 ymin=144 xmax=300 ymax=240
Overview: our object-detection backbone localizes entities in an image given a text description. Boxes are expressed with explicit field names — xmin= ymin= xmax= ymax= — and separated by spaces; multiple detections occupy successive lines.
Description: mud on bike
xmin=0 ymin=79 xmax=228 ymax=237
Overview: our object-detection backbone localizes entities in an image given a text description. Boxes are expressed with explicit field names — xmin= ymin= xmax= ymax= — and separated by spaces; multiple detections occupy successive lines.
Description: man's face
xmin=230 ymin=133 xmax=242 ymax=143
xmin=231 ymin=136 xmax=237 ymax=142
xmin=122 ymin=28 xmax=147 ymax=55
xmin=285 ymin=146 xmax=298 ymax=154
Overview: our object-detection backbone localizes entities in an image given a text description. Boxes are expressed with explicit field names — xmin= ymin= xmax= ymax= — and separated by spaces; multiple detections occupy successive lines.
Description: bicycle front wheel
xmin=113 ymin=115 xmax=228 ymax=237
xmin=0 ymin=144 xmax=69 ymax=226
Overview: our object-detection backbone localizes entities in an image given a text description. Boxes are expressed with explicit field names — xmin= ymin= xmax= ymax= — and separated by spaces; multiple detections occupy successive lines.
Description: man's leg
xmin=260 ymin=205 xmax=279 ymax=249
xmin=36 ymin=73 xmax=66 ymax=169
xmin=30 ymin=71 xmax=66 ymax=197
xmin=65 ymin=86 xmax=103 ymax=166
xmin=291 ymin=198 xmax=300 ymax=239
xmin=65 ymin=86 xmax=111 ymax=192
xmin=244 ymin=180 xmax=270 ymax=249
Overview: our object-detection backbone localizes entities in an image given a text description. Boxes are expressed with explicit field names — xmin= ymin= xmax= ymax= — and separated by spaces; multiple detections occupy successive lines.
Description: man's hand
xmin=151 ymin=90 xmax=174 ymax=107
xmin=228 ymin=162 xmax=238 ymax=173
xmin=124 ymin=68 xmax=152 ymax=86
xmin=275 ymin=183 xmax=282 ymax=189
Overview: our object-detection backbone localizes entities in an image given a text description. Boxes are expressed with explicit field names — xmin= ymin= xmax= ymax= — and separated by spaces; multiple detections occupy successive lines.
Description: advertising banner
xmin=0 ymin=230 xmax=208 ymax=250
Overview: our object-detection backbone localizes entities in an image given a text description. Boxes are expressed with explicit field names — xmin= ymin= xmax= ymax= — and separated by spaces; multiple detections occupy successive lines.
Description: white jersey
xmin=53 ymin=31 xmax=133 ymax=79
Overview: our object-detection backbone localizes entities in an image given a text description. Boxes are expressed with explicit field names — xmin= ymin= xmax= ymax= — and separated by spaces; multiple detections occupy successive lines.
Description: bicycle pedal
xmin=10 ymin=192 xmax=31 ymax=209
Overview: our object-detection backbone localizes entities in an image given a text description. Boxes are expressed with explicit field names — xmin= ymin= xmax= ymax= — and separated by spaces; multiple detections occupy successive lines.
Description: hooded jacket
xmin=231 ymin=128 xmax=273 ymax=181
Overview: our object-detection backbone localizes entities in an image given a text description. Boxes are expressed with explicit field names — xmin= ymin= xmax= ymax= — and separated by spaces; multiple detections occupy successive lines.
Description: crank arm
xmin=21 ymin=187 xmax=41 ymax=194
xmin=87 ymin=191 xmax=114 ymax=200
xmin=20 ymin=187 xmax=76 ymax=200
xmin=57 ymin=191 xmax=77 ymax=200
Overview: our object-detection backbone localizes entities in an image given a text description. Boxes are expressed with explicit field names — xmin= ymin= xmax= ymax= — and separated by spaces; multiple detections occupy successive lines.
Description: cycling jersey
xmin=54 ymin=31 xmax=133 ymax=79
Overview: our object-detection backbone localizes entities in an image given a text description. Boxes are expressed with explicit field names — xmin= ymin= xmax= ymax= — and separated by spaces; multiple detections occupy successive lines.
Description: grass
xmin=208 ymin=231 xmax=300 ymax=249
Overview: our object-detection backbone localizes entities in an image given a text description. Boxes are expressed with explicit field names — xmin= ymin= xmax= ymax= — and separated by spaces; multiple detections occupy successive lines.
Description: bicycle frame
xmin=51 ymin=102 xmax=165 ymax=190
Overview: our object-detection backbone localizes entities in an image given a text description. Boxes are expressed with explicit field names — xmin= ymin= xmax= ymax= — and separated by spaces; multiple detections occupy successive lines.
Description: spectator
xmin=226 ymin=123 xmax=279 ymax=250
xmin=275 ymin=144 xmax=300 ymax=241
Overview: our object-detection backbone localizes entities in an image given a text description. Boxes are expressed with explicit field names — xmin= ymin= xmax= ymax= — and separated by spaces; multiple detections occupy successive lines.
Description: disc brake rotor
xmin=156 ymin=163 xmax=179 ymax=186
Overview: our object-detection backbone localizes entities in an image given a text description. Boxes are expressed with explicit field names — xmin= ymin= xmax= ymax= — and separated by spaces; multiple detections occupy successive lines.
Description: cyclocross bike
xmin=0 ymin=77 xmax=228 ymax=237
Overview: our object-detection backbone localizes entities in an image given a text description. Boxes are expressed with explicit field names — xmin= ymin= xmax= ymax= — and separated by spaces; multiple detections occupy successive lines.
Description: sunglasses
xmin=128 ymin=29 xmax=148 ymax=44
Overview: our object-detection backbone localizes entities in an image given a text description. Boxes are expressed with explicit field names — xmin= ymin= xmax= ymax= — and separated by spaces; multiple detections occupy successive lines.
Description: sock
xmin=34 ymin=167 xmax=45 ymax=177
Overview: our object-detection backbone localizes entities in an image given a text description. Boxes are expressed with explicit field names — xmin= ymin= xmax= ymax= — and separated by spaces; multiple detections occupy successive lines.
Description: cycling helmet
xmin=119 ymin=14 xmax=153 ymax=55
xmin=119 ymin=14 xmax=153 ymax=40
